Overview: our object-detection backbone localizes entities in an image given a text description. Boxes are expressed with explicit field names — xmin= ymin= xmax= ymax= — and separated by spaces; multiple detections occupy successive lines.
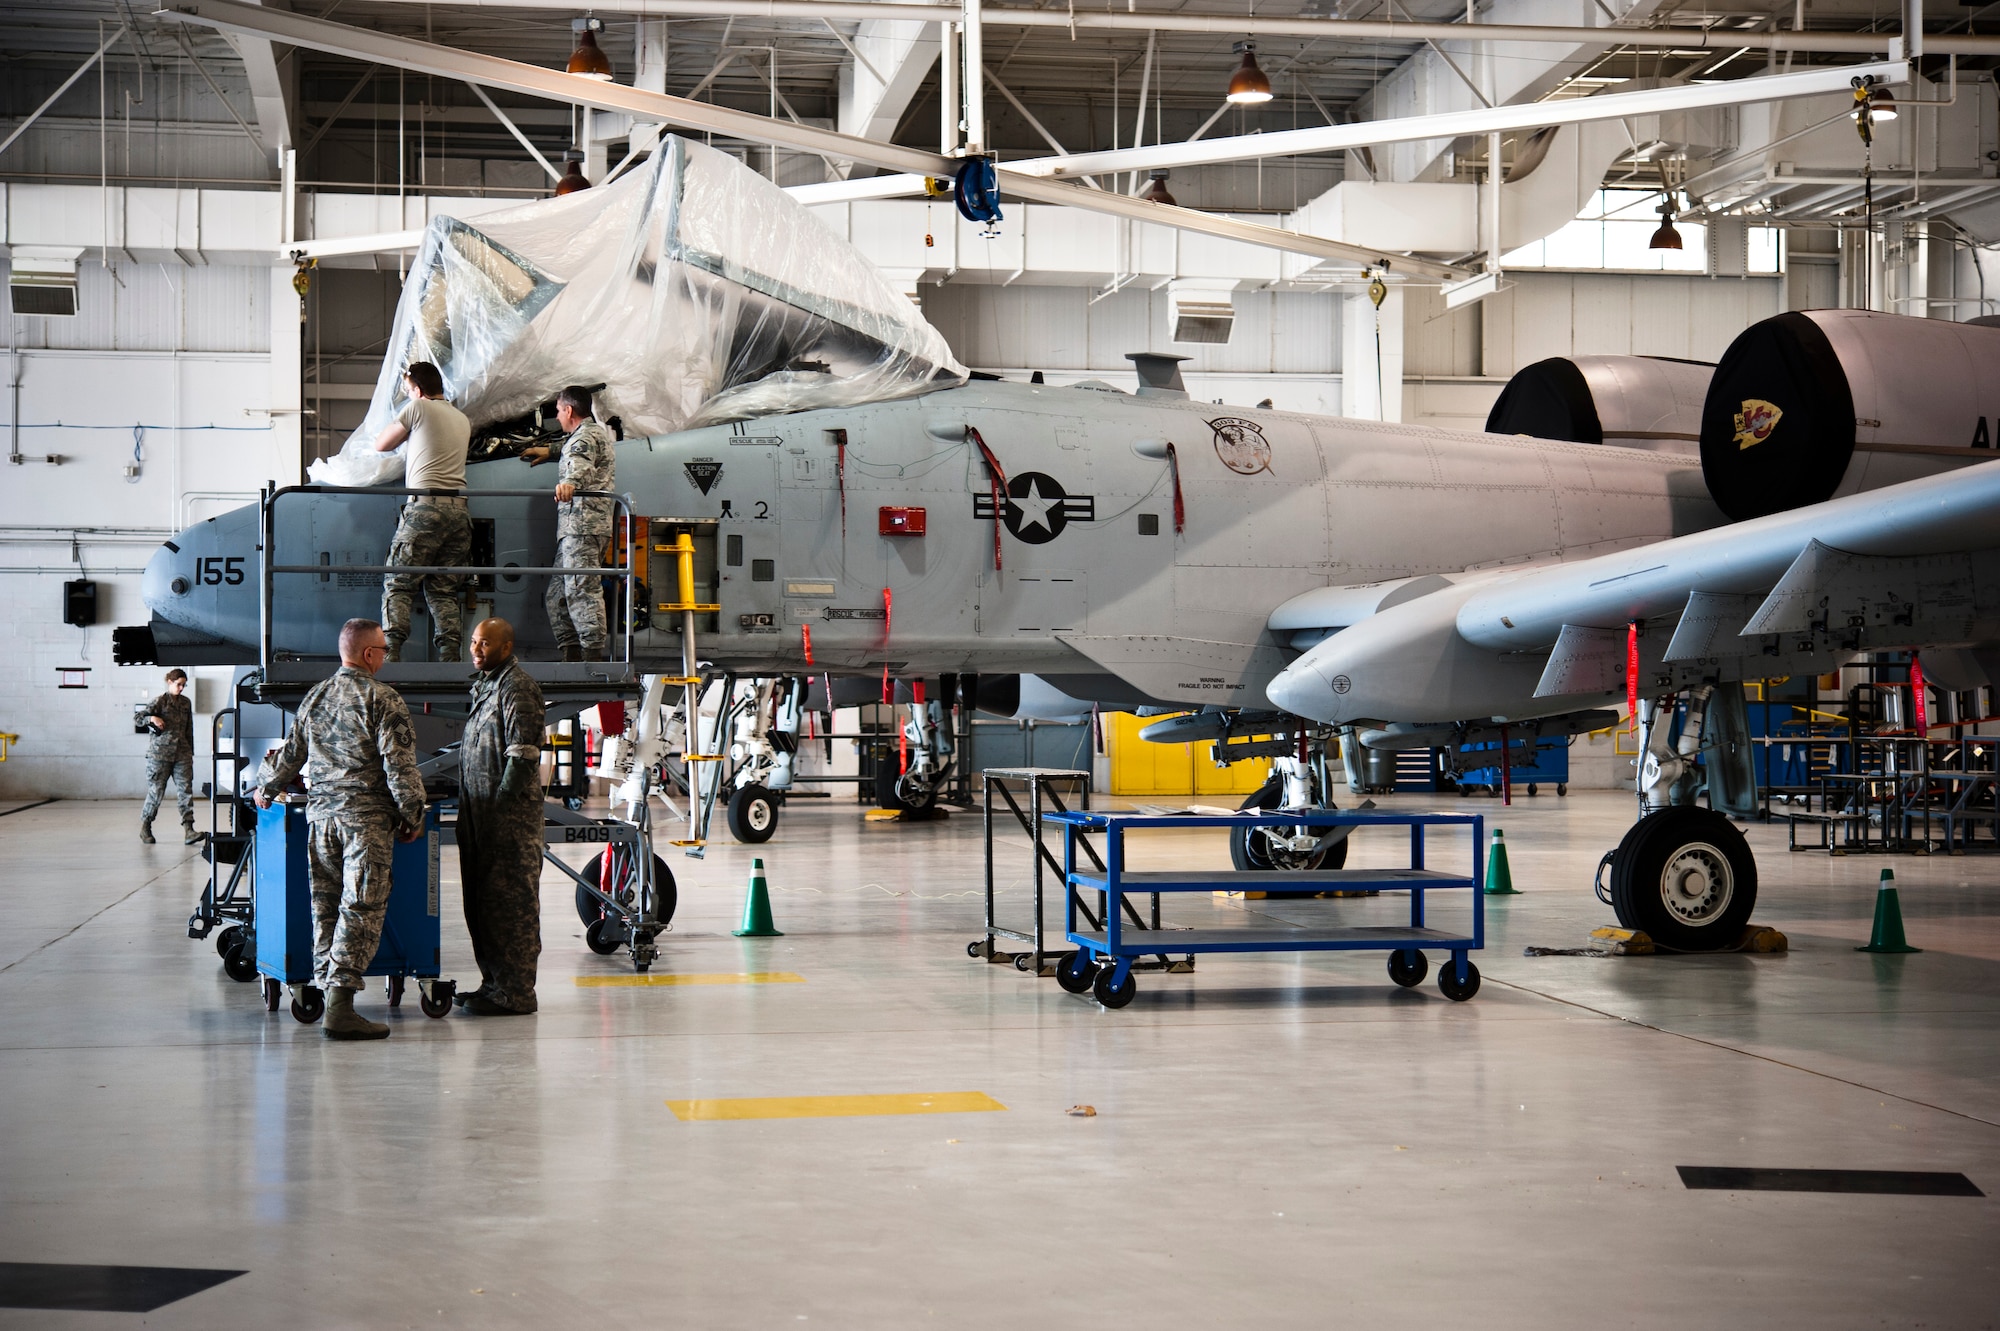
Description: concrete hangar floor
xmin=0 ymin=791 xmax=1993 ymax=1329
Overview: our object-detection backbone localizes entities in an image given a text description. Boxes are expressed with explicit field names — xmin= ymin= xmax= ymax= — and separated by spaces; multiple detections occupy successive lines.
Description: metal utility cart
xmin=1047 ymin=808 xmax=1484 ymax=1008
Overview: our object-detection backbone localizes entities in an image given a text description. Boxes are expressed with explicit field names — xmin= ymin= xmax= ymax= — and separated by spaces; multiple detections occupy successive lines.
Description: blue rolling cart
xmin=1457 ymin=736 xmax=1569 ymax=796
xmin=252 ymin=801 xmax=457 ymax=1022
xmin=1048 ymin=808 xmax=1484 ymax=1008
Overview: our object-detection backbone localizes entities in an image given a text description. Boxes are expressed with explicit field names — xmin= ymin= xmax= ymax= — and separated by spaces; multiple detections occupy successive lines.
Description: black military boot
xmin=559 ymin=643 xmax=583 ymax=663
xmin=324 ymin=987 xmax=390 ymax=1040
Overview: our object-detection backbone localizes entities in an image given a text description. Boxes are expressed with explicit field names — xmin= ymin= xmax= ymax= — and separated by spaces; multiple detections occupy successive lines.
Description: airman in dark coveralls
xmin=455 ymin=618 xmax=546 ymax=1016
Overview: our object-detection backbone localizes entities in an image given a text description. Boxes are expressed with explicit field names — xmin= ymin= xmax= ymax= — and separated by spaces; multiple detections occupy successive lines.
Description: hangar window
xmin=1503 ymin=190 xmax=1783 ymax=275
xmin=752 ymin=559 xmax=774 ymax=582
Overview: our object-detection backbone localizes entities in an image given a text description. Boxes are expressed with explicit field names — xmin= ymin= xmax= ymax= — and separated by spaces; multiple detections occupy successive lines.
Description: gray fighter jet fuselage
xmin=141 ymin=376 xmax=1723 ymax=721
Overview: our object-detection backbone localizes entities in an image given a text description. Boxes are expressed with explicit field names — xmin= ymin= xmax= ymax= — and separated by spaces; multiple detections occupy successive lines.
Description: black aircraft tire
xmin=1228 ymin=777 xmax=1349 ymax=877
xmin=1608 ymin=807 xmax=1757 ymax=951
xmin=727 ymin=784 xmax=779 ymax=844
xmin=575 ymin=851 xmax=680 ymax=930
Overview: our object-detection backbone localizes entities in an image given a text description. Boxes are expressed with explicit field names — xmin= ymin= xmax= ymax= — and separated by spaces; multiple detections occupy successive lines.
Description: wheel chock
xmin=732 ymin=857 xmax=784 ymax=937
xmin=1857 ymin=868 xmax=1920 ymax=954
xmin=1483 ymin=827 xmax=1520 ymax=895
xmin=1588 ymin=926 xmax=1655 ymax=955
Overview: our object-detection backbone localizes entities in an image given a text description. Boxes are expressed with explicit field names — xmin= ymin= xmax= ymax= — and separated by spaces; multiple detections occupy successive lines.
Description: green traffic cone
xmin=1856 ymin=868 xmax=1919 ymax=953
xmin=732 ymin=857 xmax=784 ymax=938
xmin=1484 ymin=827 xmax=1519 ymax=895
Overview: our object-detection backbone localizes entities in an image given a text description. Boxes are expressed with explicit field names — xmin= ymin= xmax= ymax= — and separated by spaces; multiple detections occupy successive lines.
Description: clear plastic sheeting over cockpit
xmin=310 ymin=135 xmax=966 ymax=485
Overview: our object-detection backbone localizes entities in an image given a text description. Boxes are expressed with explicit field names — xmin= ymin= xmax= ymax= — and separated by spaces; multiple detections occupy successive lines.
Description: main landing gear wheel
xmin=1229 ymin=777 xmax=1349 ymax=877
xmin=1092 ymin=966 xmax=1137 ymax=1009
xmin=1055 ymin=951 xmax=1097 ymax=995
xmin=1608 ymin=807 xmax=1757 ymax=951
xmin=727 ymin=784 xmax=779 ymax=844
xmin=1387 ymin=949 xmax=1428 ymax=988
xmin=574 ymin=851 xmax=679 ymax=931
xmin=1437 ymin=958 xmax=1481 ymax=1002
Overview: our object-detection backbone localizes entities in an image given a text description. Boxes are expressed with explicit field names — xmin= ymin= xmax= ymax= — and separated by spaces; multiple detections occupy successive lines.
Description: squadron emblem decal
xmin=1732 ymin=400 xmax=1783 ymax=451
xmin=684 ymin=460 xmax=724 ymax=494
xmin=1209 ymin=417 xmax=1272 ymax=475
xmin=973 ymin=472 xmax=1095 ymax=544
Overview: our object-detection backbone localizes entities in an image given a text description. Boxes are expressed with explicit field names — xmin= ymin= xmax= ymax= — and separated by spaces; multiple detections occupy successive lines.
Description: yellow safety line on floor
xmin=574 ymin=972 xmax=805 ymax=987
xmin=665 ymin=1092 xmax=1007 ymax=1121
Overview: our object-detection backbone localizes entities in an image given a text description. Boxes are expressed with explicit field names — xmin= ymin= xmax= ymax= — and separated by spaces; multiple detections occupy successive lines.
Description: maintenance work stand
xmin=1046 ymin=808 xmax=1485 ymax=1008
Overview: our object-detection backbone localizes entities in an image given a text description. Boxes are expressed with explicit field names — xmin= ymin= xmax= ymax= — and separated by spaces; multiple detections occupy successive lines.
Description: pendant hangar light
xmin=556 ymin=148 xmax=593 ymax=194
xmin=1226 ymin=41 xmax=1273 ymax=105
xmin=1867 ymin=85 xmax=1897 ymax=121
xmin=1649 ymin=193 xmax=1682 ymax=251
xmin=567 ymin=14 xmax=613 ymax=80
xmin=1140 ymin=169 xmax=1177 ymax=206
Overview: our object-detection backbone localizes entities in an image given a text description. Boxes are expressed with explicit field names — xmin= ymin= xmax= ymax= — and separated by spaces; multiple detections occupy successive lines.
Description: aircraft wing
xmin=1267 ymin=458 xmax=2000 ymax=725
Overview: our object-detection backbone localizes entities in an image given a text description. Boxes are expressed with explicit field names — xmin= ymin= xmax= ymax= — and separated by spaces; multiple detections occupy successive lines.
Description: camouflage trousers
xmin=545 ymin=533 xmax=608 ymax=652
xmin=457 ymin=796 xmax=543 ymax=1012
xmin=306 ymin=815 xmax=396 ymax=993
xmin=382 ymin=500 xmax=472 ymax=661
xmin=141 ymin=753 xmax=194 ymax=825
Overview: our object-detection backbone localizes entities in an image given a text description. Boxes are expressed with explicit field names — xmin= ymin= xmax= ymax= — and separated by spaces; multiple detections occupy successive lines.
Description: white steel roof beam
xmin=155 ymin=0 xmax=1471 ymax=280
xmin=341 ymin=0 xmax=2000 ymax=56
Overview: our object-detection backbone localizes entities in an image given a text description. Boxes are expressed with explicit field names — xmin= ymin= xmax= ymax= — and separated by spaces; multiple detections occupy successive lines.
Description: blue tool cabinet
xmin=1458 ymin=737 xmax=1569 ymax=795
xmin=252 ymin=802 xmax=454 ymax=1021
xmin=1048 ymin=808 xmax=1484 ymax=1008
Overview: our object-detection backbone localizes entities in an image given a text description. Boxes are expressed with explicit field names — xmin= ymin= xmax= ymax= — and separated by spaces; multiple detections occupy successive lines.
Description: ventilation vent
xmin=8 ymin=248 xmax=81 ymax=318
xmin=1167 ymin=281 xmax=1236 ymax=345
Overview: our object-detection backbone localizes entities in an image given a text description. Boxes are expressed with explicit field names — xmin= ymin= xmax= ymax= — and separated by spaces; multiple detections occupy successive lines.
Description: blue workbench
xmin=1048 ymin=808 xmax=1484 ymax=1008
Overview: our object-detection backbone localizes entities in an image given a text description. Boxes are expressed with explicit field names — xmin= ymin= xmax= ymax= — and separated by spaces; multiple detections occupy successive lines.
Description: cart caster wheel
xmin=1527 ymin=783 xmax=1539 ymax=797
xmin=1557 ymin=783 xmax=1568 ymax=797
xmin=387 ymin=975 xmax=406 ymax=1009
xmin=215 ymin=924 xmax=245 ymax=959
xmin=1387 ymin=949 xmax=1428 ymax=988
xmin=1437 ymin=959 xmax=1481 ymax=1002
xmin=1092 ymin=967 xmax=1137 ymax=1009
xmin=966 ymin=939 xmax=986 ymax=959
xmin=418 ymin=981 xmax=455 ymax=1019
xmin=222 ymin=943 xmax=258 ymax=984
xmin=564 ymin=796 xmax=585 ymax=812
xmin=262 ymin=977 xmax=281 ymax=1012
xmin=1013 ymin=952 xmax=1036 ymax=973
xmin=584 ymin=918 xmax=622 ymax=956
xmin=290 ymin=986 xmax=325 ymax=1024
xmin=1054 ymin=951 xmax=1096 ymax=995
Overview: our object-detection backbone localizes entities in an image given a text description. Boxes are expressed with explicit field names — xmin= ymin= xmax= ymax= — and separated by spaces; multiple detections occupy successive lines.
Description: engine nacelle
xmin=1486 ymin=355 xmax=1711 ymax=452
xmin=1700 ymin=310 xmax=2000 ymax=520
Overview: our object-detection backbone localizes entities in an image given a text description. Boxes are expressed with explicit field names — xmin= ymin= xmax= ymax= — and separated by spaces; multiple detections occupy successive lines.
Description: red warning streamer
xmin=800 ymin=623 xmax=814 ymax=666
xmin=1911 ymin=654 xmax=1928 ymax=736
xmin=1165 ymin=441 xmax=1186 ymax=534
xmin=966 ymin=425 xmax=1008 ymax=571
xmin=1626 ymin=620 xmax=1641 ymax=722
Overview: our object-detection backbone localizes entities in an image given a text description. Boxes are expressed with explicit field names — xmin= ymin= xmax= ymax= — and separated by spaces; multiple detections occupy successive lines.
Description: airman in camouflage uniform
xmin=454 ymin=618 xmax=546 ymax=1016
xmin=139 ymin=668 xmax=198 ymax=845
xmin=373 ymin=362 xmax=473 ymax=662
xmin=523 ymin=385 xmax=616 ymax=661
xmin=255 ymin=619 xmax=428 ymax=1040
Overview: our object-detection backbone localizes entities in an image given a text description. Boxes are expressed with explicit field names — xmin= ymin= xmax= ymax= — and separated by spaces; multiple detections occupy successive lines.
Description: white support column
xmin=835 ymin=17 xmax=940 ymax=173
xmin=630 ymin=19 xmax=668 ymax=155
xmin=1341 ymin=287 xmax=1404 ymax=422
xmin=938 ymin=21 xmax=959 ymax=153
xmin=961 ymin=0 xmax=985 ymax=154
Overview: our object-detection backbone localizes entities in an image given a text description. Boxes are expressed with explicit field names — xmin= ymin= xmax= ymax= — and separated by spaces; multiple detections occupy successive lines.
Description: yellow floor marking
xmin=665 ymin=1092 xmax=1007 ymax=1122
xmin=575 ymin=972 xmax=805 ymax=988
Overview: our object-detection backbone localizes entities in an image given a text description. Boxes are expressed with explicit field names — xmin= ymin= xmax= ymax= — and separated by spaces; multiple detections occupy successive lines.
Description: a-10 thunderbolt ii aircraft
xmin=125 ymin=138 xmax=2000 ymax=954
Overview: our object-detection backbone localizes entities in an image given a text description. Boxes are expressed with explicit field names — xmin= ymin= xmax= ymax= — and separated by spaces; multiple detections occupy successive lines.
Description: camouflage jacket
xmin=555 ymin=420 xmax=617 ymax=537
xmin=256 ymin=666 xmax=426 ymax=827
xmin=144 ymin=691 xmax=194 ymax=763
xmin=462 ymin=656 xmax=545 ymax=804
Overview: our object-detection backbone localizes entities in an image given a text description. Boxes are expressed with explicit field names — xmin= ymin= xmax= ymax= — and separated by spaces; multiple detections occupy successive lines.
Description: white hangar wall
xmin=0 ymin=260 xmax=284 ymax=800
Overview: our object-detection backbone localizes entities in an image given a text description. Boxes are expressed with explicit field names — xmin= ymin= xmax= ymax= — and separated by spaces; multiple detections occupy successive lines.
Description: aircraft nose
xmin=1265 ymin=657 xmax=1344 ymax=723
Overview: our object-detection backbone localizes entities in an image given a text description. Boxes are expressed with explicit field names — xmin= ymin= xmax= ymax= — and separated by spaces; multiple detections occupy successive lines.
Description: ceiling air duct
xmin=1168 ymin=280 xmax=1236 ymax=345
